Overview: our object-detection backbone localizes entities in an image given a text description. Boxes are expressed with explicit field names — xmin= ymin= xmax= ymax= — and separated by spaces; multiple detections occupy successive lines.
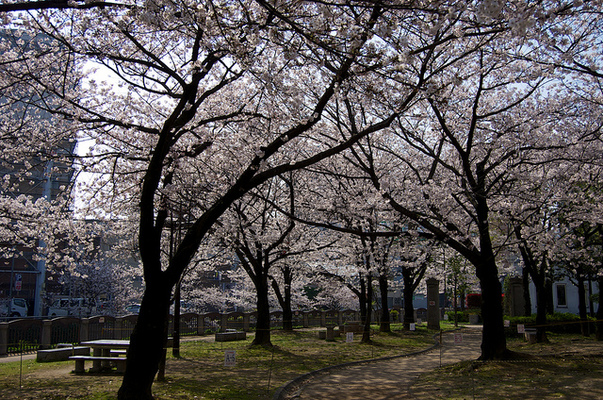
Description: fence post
xmin=40 ymin=320 xmax=52 ymax=349
xmin=320 ymin=311 xmax=326 ymax=327
xmin=0 ymin=322 xmax=8 ymax=355
xmin=303 ymin=312 xmax=309 ymax=328
xmin=80 ymin=318 xmax=89 ymax=342
xmin=115 ymin=317 xmax=124 ymax=339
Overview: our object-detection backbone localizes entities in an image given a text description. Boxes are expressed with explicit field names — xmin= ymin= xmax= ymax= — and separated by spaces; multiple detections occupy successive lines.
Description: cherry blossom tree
xmin=1 ymin=1 xmax=403 ymax=397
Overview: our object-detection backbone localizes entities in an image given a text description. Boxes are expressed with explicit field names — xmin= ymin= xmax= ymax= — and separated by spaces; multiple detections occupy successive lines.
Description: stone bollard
xmin=243 ymin=313 xmax=250 ymax=332
xmin=40 ymin=320 xmax=52 ymax=349
xmin=326 ymin=326 xmax=335 ymax=342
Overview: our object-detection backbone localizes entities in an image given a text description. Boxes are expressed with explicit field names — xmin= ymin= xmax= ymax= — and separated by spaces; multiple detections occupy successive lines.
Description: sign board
xmin=429 ymin=301 xmax=436 ymax=306
xmin=346 ymin=332 xmax=354 ymax=343
xmin=14 ymin=273 xmax=22 ymax=291
xmin=454 ymin=332 xmax=463 ymax=344
xmin=444 ymin=314 xmax=449 ymax=321
xmin=224 ymin=350 xmax=236 ymax=367
xmin=99 ymin=317 xmax=105 ymax=324
xmin=504 ymin=320 xmax=510 ymax=328
xmin=517 ymin=324 xmax=525 ymax=334
xmin=410 ymin=323 xmax=416 ymax=331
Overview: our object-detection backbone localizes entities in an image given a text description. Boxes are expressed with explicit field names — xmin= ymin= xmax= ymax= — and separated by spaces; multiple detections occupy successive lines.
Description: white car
xmin=0 ymin=297 xmax=28 ymax=317
xmin=47 ymin=298 xmax=96 ymax=317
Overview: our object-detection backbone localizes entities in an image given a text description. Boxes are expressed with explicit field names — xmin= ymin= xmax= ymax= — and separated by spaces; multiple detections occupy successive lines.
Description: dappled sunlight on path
xmin=279 ymin=329 xmax=482 ymax=400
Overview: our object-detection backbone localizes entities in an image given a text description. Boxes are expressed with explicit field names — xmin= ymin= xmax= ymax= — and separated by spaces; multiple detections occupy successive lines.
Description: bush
xmin=503 ymin=313 xmax=594 ymax=336
xmin=465 ymin=293 xmax=482 ymax=309
xmin=390 ymin=309 xmax=399 ymax=322
xmin=445 ymin=310 xmax=475 ymax=323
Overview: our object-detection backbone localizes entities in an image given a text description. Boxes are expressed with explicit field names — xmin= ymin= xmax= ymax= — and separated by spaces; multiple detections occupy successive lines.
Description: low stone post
xmin=220 ymin=313 xmax=228 ymax=332
xmin=40 ymin=320 xmax=52 ymax=349
xmin=302 ymin=312 xmax=309 ymax=328
xmin=320 ymin=311 xmax=326 ymax=327
xmin=243 ymin=313 xmax=250 ymax=332
xmin=0 ymin=322 xmax=8 ymax=355
xmin=427 ymin=278 xmax=441 ymax=330
xmin=326 ymin=325 xmax=335 ymax=341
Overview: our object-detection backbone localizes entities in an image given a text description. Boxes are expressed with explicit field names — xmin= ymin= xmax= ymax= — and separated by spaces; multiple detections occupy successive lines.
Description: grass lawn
xmin=0 ymin=324 xmax=436 ymax=399
xmin=411 ymin=332 xmax=603 ymax=399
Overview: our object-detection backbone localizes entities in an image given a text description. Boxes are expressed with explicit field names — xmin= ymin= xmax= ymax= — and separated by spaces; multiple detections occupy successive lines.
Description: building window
xmin=556 ymin=284 xmax=567 ymax=307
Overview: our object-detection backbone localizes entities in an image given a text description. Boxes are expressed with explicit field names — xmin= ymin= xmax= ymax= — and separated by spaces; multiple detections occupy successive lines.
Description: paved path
xmin=276 ymin=328 xmax=482 ymax=400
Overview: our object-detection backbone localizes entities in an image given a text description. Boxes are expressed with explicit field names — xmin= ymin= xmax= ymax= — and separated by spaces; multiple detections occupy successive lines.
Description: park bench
xmin=69 ymin=355 xmax=127 ymax=374
xmin=36 ymin=346 xmax=90 ymax=362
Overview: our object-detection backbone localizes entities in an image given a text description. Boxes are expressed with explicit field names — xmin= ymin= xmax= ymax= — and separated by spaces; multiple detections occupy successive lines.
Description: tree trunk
xmin=378 ymin=272 xmax=391 ymax=332
xmin=522 ymin=266 xmax=532 ymax=317
xmin=118 ymin=282 xmax=172 ymax=400
xmin=362 ymin=273 xmax=372 ymax=343
xmin=576 ymin=267 xmax=590 ymax=337
xmin=596 ymin=276 xmax=603 ymax=341
xmin=252 ymin=275 xmax=272 ymax=346
xmin=533 ymin=276 xmax=549 ymax=343
xmin=545 ymin=280 xmax=554 ymax=314
xmin=172 ymin=284 xmax=181 ymax=358
xmin=359 ymin=275 xmax=367 ymax=329
xmin=271 ymin=269 xmax=294 ymax=331
xmin=402 ymin=269 xmax=415 ymax=331
xmin=282 ymin=266 xmax=293 ymax=331
xmin=476 ymin=258 xmax=509 ymax=360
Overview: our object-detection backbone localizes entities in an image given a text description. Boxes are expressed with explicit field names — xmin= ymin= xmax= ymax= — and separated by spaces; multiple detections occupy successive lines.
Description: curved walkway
xmin=274 ymin=328 xmax=482 ymax=400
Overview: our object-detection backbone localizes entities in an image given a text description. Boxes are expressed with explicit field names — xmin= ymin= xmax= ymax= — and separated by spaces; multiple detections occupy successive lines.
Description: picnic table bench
xmin=69 ymin=355 xmax=127 ymax=373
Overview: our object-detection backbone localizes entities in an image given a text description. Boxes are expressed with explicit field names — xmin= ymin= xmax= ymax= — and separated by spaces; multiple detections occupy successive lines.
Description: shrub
xmin=465 ymin=293 xmax=482 ymax=309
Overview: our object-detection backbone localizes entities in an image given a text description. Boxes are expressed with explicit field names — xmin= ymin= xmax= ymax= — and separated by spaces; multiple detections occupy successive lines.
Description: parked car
xmin=47 ymin=298 xmax=97 ymax=317
xmin=125 ymin=304 xmax=141 ymax=314
xmin=0 ymin=297 xmax=28 ymax=317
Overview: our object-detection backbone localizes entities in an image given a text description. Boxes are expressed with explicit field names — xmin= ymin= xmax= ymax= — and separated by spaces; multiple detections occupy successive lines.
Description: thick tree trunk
xmin=402 ymin=270 xmax=415 ymax=331
xmin=118 ymin=282 xmax=172 ymax=400
xmin=252 ymin=276 xmax=272 ymax=346
xmin=545 ymin=280 xmax=554 ymax=314
xmin=378 ymin=273 xmax=391 ymax=332
xmin=476 ymin=259 xmax=509 ymax=360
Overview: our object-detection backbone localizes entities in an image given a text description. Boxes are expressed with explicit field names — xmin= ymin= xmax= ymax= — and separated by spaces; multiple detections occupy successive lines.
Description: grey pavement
xmin=275 ymin=328 xmax=482 ymax=400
